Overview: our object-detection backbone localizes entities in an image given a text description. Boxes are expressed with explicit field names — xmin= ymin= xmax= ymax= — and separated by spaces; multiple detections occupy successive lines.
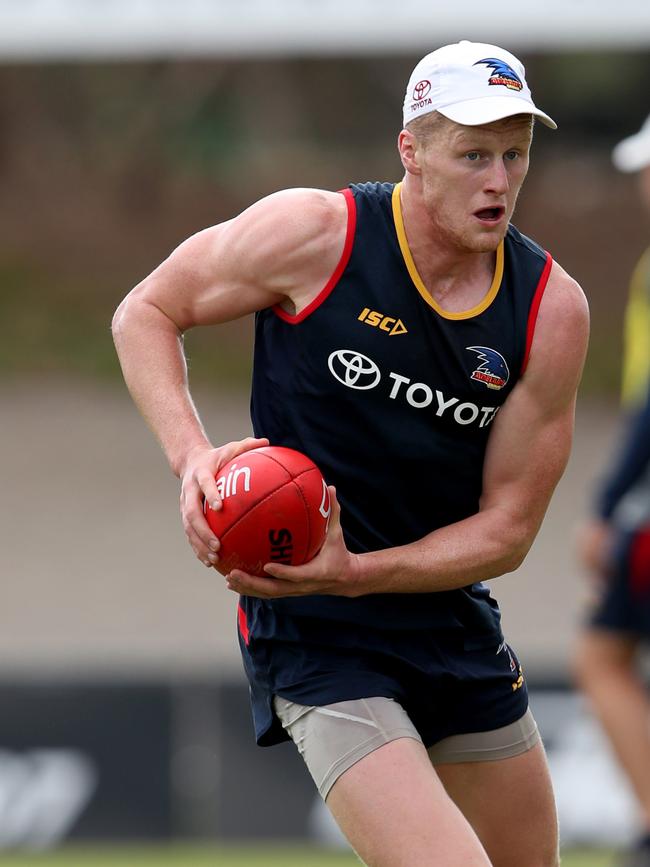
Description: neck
xmin=398 ymin=174 xmax=498 ymax=311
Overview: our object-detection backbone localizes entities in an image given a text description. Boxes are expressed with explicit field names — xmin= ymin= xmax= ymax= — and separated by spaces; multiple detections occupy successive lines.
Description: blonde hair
xmin=404 ymin=111 xmax=450 ymax=146
xmin=405 ymin=111 xmax=535 ymax=147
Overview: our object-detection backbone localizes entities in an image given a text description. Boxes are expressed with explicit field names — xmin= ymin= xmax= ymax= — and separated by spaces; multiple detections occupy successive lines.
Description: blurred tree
xmin=0 ymin=51 xmax=647 ymax=389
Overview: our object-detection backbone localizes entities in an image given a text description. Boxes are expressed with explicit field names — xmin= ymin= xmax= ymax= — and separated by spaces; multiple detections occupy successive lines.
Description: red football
xmin=203 ymin=446 xmax=331 ymax=577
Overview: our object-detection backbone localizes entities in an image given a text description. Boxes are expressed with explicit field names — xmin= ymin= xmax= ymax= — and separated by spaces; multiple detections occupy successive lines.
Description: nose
xmin=485 ymin=158 xmax=509 ymax=195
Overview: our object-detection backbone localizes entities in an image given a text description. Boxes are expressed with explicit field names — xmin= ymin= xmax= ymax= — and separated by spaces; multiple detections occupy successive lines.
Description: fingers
xmin=325 ymin=486 xmax=340 ymax=535
xmin=198 ymin=468 xmax=223 ymax=513
xmin=197 ymin=438 xmax=269 ymax=511
xmin=185 ymin=521 xmax=219 ymax=568
xmin=180 ymin=464 xmax=220 ymax=563
xmin=216 ymin=437 xmax=270 ymax=472
xmin=181 ymin=486 xmax=220 ymax=565
xmin=261 ymin=487 xmax=343 ymax=581
xmin=180 ymin=437 xmax=269 ymax=567
xmin=263 ymin=561 xmax=302 ymax=581
xmin=226 ymin=569 xmax=296 ymax=598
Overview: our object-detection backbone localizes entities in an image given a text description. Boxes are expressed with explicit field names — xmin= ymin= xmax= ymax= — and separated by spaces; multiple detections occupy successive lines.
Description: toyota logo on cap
xmin=328 ymin=350 xmax=381 ymax=390
xmin=413 ymin=80 xmax=431 ymax=100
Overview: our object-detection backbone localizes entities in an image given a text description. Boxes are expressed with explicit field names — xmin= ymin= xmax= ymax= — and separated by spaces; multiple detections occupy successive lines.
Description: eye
xmin=504 ymin=150 xmax=519 ymax=161
xmin=465 ymin=151 xmax=481 ymax=161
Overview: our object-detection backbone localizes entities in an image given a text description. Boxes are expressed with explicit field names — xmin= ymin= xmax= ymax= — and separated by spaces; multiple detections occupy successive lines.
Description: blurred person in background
xmin=113 ymin=41 xmax=588 ymax=867
xmin=573 ymin=115 xmax=650 ymax=867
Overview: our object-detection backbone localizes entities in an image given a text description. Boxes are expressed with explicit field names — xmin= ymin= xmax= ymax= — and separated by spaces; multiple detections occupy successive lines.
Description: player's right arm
xmin=112 ymin=187 xmax=348 ymax=566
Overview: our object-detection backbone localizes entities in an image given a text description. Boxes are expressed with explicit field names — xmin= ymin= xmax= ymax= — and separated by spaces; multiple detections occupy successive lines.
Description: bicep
xmin=480 ymin=263 xmax=589 ymax=532
xmin=121 ymin=187 xmax=345 ymax=332
xmin=480 ymin=380 xmax=576 ymax=536
xmin=127 ymin=220 xmax=286 ymax=332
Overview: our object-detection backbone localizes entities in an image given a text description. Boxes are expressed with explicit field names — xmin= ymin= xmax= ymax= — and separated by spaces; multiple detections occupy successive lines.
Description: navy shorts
xmin=590 ymin=526 xmax=650 ymax=638
xmin=243 ymin=623 xmax=530 ymax=749
xmin=365 ymin=637 xmax=530 ymax=749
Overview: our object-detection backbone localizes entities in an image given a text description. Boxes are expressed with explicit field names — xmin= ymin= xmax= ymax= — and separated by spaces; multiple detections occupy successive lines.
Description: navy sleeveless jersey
xmin=242 ymin=181 xmax=552 ymax=745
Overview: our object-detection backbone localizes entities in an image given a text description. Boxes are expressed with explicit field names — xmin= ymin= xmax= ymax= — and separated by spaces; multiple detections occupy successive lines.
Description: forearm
xmin=354 ymin=507 xmax=532 ymax=595
xmin=112 ymin=297 xmax=212 ymax=477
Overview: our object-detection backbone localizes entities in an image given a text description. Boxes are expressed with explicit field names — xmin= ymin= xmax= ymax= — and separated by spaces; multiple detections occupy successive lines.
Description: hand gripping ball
xmin=204 ymin=446 xmax=331 ymax=577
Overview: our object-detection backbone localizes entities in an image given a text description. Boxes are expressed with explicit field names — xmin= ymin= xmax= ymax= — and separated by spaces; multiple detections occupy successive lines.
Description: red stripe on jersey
xmin=237 ymin=601 xmax=250 ymax=645
xmin=272 ymin=187 xmax=357 ymax=324
xmin=521 ymin=252 xmax=553 ymax=375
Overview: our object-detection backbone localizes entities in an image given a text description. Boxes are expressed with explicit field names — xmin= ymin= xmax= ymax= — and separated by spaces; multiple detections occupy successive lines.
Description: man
xmin=113 ymin=41 xmax=588 ymax=867
xmin=574 ymin=114 xmax=650 ymax=867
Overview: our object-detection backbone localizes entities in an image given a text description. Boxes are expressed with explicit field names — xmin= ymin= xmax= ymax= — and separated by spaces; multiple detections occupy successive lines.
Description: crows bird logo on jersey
xmin=466 ymin=346 xmax=510 ymax=390
xmin=474 ymin=58 xmax=523 ymax=92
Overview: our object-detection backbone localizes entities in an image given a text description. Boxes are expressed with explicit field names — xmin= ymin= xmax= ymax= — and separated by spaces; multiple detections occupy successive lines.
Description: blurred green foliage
xmin=0 ymin=51 xmax=648 ymax=394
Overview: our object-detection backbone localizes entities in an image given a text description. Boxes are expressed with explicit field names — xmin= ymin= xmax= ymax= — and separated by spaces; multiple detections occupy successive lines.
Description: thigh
xmin=274 ymin=695 xmax=492 ymax=866
xmin=327 ymin=737 xmax=493 ymax=867
xmin=435 ymin=740 xmax=559 ymax=867
xmin=273 ymin=695 xmax=422 ymax=799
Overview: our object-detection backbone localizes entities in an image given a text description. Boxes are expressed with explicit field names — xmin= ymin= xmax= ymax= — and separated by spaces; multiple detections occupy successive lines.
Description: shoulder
xmin=523 ymin=260 xmax=590 ymax=407
xmin=234 ymin=187 xmax=348 ymax=251
xmin=221 ymin=187 xmax=350 ymax=296
xmin=537 ymin=260 xmax=590 ymax=338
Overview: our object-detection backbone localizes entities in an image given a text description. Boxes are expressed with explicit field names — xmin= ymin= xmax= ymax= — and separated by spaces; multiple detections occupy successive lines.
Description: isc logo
xmin=358 ymin=308 xmax=407 ymax=336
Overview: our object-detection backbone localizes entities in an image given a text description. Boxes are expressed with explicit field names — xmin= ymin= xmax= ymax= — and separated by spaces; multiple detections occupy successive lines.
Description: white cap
xmin=403 ymin=40 xmax=556 ymax=130
xmin=612 ymin=114 xmax=650 ymax=173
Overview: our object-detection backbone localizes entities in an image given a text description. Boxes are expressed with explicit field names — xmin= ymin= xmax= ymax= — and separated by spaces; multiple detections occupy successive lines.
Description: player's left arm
xmin=466 ymin=261 xmax=590 ymax=576
xmin=226 ymin=261 xmax=589 ymax=598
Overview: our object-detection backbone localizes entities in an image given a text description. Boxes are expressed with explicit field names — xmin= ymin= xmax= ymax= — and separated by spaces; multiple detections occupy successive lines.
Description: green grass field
xmin=0 ymin=845 xmax=617 ymax=866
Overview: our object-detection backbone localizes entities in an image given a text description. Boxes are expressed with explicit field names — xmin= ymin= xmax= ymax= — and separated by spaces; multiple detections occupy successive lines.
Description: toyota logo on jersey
xmin=327 ymin=349 xmax=501 ymax=429
xmin=328 ymin=350 xmax=381 ymax=390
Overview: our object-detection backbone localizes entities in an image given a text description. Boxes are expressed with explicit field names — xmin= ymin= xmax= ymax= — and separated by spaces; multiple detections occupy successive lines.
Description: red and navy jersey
xmin=243 ymin=181 xmax=551 ymax=744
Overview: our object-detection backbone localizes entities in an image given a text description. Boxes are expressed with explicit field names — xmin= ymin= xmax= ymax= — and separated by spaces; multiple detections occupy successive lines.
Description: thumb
xmin=325 ymin=485 xmax=341 ymax=537
xmin=217 ymin=437 xmax=269 ymax=469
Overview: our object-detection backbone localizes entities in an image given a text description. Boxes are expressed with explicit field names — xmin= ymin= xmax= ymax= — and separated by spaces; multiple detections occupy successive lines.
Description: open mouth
xmin=474 ymin=206 xmax=505 ymax=223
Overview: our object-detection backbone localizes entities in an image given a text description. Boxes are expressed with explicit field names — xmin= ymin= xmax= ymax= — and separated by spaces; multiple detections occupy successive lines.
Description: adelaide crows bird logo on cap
xmin=474 ymin=58 xmax=523 ymax=92
xmin=466 ymin=346 xmax=510 ymax=390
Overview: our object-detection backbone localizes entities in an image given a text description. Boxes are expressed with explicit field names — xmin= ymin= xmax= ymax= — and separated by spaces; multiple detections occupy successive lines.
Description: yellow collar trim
xmin=391 ymin=182 xmax=504 ymax=320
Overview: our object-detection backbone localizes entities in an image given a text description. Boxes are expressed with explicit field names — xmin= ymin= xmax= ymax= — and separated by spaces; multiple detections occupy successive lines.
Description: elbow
xmin=502 ymin=547 xmax=528 ymax=575
xmin=499 ymin=525 xmax=536 ymax=575
xmin=111 ymin=300 xmax=126 ymax=344
xmin=111 ymin=276 xmax=151 ymax=344
xmin=112 ymin=280 xmax=184 ymax=344
xmin=110 ymin=286 xmax=156 ymax=347
xmin=111 ymin=295 xmax=139 ymax=353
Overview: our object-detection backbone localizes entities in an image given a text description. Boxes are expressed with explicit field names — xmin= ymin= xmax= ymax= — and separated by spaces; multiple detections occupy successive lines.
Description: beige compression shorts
xmin=273 ymin=695 xmax=540 ymax=800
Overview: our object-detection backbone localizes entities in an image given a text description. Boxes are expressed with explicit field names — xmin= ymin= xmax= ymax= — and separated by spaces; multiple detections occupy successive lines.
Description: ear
xmin=398 ymin=129 xmax=422 ymax=175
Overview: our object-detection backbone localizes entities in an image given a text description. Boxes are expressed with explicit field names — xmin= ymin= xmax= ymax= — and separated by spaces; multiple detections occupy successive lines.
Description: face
xmin=402 ymin=114 xmax=533 ymax=253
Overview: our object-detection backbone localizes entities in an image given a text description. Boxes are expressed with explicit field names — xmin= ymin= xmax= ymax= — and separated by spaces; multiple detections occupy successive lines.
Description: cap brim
xmin=612 ymin=131 xmax=650 ymax=173
xmin=439 ymin=96 xmax=557 ymax=130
